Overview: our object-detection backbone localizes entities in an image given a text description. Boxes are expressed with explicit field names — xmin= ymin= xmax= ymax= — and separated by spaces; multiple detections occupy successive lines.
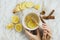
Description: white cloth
xmin=0 ymin=0 xmax=60 ymax=40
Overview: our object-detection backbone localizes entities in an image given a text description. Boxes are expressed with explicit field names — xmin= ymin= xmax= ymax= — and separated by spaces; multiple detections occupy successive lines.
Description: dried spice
xmin=48 ymin=10 xmax=55 ymax=17
xmin=41 ymin=10 xmax=55 ymax=20
xmin=40 ymin=10 xmax=45 ymax=15
xmin=42 ymin=16 xmax=55 ymax=19
xmin=40 ymin=16 xmax=45 ymax=23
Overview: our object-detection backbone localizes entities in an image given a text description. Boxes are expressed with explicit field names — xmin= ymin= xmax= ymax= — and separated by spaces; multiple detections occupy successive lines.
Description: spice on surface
xmin=40 ymin=10 xmax=45 ymax=15
xmin=42 ymin=16 xmax=55 ymax=19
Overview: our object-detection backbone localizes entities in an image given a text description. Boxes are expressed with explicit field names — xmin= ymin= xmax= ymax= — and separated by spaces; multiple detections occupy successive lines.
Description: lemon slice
xmin=16 ymin=4 xmax=21 ymax=11
xmin=34 ymin=4 xmax=40 ymax=10
xmin=15 ymin=23 xmax=22 ymax=32
xmin=19 ymin=3 xmax=26 ymax=10
xmin=27 ymin=20 xmax=37 ymax=29
xmin=12 ymin=15 xmax=19 ymax=23
xmin=21 ymin=2 xmax=27 ymax=10
xmin=26 ymin=2 xmax=34 ymax=8
xmin=6 ymin=23 xmax=14 ymax=30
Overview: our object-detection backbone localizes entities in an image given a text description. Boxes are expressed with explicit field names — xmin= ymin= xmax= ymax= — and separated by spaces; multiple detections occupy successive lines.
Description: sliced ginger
xmin=6 ymin=23 xmax=14 ymax=30
xmin=12 ymin=15 xmax=19 ymax=23
xmin=15 ymin=23 xmax=22 ymax=32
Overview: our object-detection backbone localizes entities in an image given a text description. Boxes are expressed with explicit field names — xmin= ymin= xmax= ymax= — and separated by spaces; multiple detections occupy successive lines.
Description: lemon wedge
xmin=15 ymin=23 xmax=22 ymax=32
xmin=26 ymin=2 xmax=34 ymax=8
xmin=12 ymin=15 xmax=19 ymax=23
xmin=6 ymin=23 xmax=14 ymax=30
xmin=34 ymin=4 xmax=40 ymax=10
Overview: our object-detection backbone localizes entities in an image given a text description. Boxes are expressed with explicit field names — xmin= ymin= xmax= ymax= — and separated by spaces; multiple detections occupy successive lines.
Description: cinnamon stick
xmin=40 ymin=16 xmax=45 ymax=23
xmin=42 ymin=16 xmax=55 ymax=19
xmin=48 ymin=10 xmax=55 ymax=17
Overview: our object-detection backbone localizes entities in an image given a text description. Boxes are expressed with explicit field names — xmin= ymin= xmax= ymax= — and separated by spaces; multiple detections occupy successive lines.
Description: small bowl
xmin=22 ymin=9 xmax=40 ymax=30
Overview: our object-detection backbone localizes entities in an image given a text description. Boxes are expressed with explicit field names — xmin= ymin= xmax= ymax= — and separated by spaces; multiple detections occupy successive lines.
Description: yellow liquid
xmin=25 ymin=13 xmax=39 ymax=29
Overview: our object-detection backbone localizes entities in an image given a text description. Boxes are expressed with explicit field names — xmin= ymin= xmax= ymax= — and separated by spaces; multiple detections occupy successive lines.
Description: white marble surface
xmin=0 ymin=0 xmax=60 ymax=40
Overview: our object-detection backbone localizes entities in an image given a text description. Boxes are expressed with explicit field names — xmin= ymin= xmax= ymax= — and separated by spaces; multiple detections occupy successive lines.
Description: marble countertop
xmin=0 ymin=0 xmax=60 ymax=40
